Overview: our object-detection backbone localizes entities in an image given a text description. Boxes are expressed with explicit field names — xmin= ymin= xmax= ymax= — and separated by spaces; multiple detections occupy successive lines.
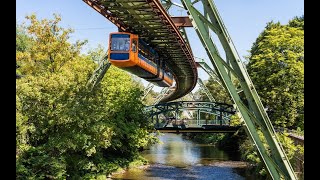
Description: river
xmin=111 ymin=133 xmax=249 ymax=180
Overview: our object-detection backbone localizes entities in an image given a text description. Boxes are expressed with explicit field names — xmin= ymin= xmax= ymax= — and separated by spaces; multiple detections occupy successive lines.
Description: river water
xmin=112 ymin=133 xmax=249 ymax=180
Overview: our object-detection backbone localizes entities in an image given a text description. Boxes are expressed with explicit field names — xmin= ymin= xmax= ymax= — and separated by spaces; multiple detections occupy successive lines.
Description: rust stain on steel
xmin=195 ymin=62 xmax=201 ymax=68
xmin=171 ymin=16 xmax=193 ymax=27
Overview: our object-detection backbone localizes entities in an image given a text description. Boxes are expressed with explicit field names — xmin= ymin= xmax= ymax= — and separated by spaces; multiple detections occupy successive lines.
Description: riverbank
xmin=106 ymin=156 xmax=150 ymax=179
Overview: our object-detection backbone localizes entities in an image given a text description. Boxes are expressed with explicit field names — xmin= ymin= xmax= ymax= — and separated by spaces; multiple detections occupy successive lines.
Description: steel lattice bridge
xmin=145 ymin=101 xmax=241 ymax=133
xmin=83 ymin=0 xmax=298 ymax=179
xmin=84 ymin=0 xmax=197 ymax=102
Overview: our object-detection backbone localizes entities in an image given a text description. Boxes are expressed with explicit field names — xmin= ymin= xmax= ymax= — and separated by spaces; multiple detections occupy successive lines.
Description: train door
xmin=130 ymin=34 xmax=139 ymax=64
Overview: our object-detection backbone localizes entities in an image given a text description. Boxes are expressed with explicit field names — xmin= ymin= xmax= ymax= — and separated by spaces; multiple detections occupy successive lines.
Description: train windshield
xmin=110 ymin=34 xmax=130 ymax=51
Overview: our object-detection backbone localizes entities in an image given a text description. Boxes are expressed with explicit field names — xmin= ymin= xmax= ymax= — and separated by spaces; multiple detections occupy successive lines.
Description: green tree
xmin=16 ymin=14 xmax=156 ymax=179
xmin=16 ymin=23 xmax=33 ymax=77
xmin=198 ymin=77 xmax=232 ymax=104
xmin=288 ymin=16 xmax=304 ymax=29
xmin=247 ymin=16 xmax=304 ymax=129
xmin=238 ymin=16 xmax=304 ymax=179
xmin=16 ymin=24 xmax=32 ymax=53
xmin=239 ymin=131 xmax=303 ymax=178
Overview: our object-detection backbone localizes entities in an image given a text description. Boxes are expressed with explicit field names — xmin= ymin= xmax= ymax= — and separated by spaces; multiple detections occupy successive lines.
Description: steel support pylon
xmin=180 ymin=0 xmax=297 ymax=179
xmin=142 ymin=83 xmax=155 ymax=100
xmin=87 ymin=52 xmax=111 ymax=90
xmin=154 ymin=87 xmax=172 ymax=105
xmin=196 ymin=57 xmax=223 ymax=88
xmin=197 ymin=78 xmax=215 ymax=102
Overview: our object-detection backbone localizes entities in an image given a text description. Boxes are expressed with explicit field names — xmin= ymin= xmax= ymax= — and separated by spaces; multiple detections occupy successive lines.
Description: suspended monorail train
xmin=108 ymin=32 xmax=173 ymax=87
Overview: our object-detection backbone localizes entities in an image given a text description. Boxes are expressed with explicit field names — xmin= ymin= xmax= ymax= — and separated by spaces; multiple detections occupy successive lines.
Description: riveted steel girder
xmin=180 ymin=0 xmax=297 ymax=179
xmin=171 ymin=16 xmax=193 ymax=27
xmin=83 ymin=0 xmax=198 ymax=102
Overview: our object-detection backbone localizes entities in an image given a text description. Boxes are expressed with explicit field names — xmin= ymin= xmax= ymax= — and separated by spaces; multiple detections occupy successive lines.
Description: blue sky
xmin=16 ymin=0 xmax=304 ymax=91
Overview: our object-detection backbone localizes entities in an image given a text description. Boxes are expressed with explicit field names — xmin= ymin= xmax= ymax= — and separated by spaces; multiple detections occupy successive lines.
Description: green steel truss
xmin=145 ymin=101 xmax=235 ymax=128
xmin=188 ymin=92 xmax=196 ymax=100
xmin=153 ymin=87 xmax=172 ymax=105
xmin=87 ymin=52 xmax=111 ymax=90
xmin=196 ymin=57 xmax=223 ymax=88
xmin=197 ymin=78 xmax=215 ymax=102
xmin=142 ymin=83 xmax=155 ymax=100
xmin=179 ymin=0 xmax=297 ymax=179
xmin=83 ymin=0 xmax=198 ymax=102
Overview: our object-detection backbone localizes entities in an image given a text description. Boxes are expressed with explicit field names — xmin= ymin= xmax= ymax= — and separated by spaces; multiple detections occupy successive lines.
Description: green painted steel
xmin=161 ymin=0 xmax=184 ymax=10
xmin=180 ymin=0 xmax=297 ymax=179
xmin=145 ymin=101 xmax=235 ymax=129
xmin=146 ymin=101 xmax=235 ymax=117
xmin=87 ymin=52 xmax=111 ymax=90
xmin=195 ymin=58 xmax=223 ymax=88
xmin=188 ymin=92 xmax=196 ymax=101
xmin=153 ymin=87 xmax=171 ymax=105
xmin=153 ymin=127 xmax=240 ymax=133
xmin=197 ymin=78 xmax=215 ymax=102
xmin=142 ymin=83 xmax=155 ymax=100
xmin=161 ymin=0 xmax=173 ymax=10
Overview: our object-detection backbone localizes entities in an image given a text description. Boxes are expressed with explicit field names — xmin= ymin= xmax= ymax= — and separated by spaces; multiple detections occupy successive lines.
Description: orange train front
xmin=108 ymin=32 xmax=173 ymax=87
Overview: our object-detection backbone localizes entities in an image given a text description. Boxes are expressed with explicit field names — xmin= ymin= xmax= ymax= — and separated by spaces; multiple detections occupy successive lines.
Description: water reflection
xmin=112 ymin=133 xmax=246 ymax=180
xmin=142 ymin=134 xmax=230 ymax=167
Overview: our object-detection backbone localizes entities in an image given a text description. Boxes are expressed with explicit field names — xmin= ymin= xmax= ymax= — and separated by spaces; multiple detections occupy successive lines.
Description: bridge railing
xmin=153 ymin=118 xmax=231 ymax=128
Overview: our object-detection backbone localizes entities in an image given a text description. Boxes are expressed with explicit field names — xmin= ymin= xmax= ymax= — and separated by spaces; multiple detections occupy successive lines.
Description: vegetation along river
xmin=112 ymin=133 xmax=251 ymax=180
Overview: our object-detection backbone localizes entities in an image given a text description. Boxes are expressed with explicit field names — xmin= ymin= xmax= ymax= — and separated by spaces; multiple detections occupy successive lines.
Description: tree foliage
xmin=247 ymin=16 xmax=304 ymax=129
xmin=239 ymin=16 xmax=304 ymax=178
xmin=16 ymin=24 xmax=32 ymax=53
xmin=16 ymin=14 xmax=157 ymax=179
xmin=198 ymin=77 xmax=232 ymax=104
xmin=239 ymin=131 xmax=303 ymax=178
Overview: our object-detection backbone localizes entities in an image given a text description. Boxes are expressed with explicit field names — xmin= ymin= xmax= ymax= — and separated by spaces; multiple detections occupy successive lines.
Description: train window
xmin=132 ymin=40 xmax=137 ymax=52
xmin=110 ymin=34 xmax=130 ymax=51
